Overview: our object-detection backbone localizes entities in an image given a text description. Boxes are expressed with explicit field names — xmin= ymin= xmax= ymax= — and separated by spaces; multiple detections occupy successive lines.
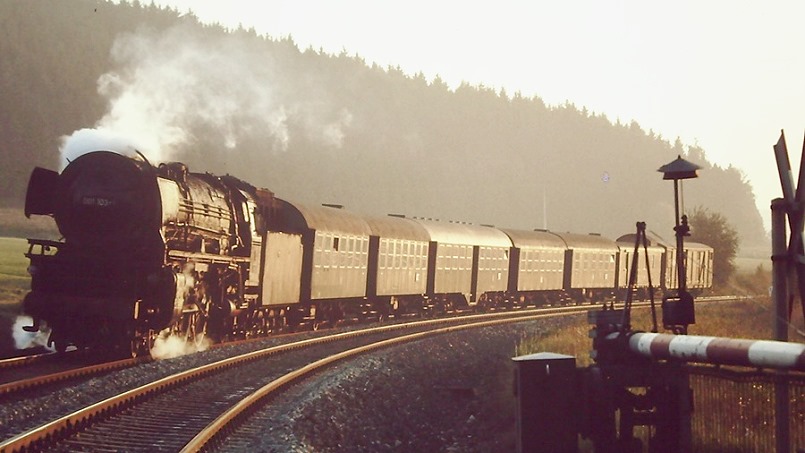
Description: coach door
xmin=261 ymin=231 xmax=303 ymax=306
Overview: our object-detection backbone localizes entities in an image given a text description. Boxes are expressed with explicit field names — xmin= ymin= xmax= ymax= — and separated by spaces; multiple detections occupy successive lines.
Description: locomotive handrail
xmin=164 ymin=221 xmax=228 ymax=235
xmin=26 ymin=238 xmax=63 ymax=247
xmin=25 ymin=238 xmax=62 ymax=256
xmin=167 ymin=250 xmax=250 ymax=263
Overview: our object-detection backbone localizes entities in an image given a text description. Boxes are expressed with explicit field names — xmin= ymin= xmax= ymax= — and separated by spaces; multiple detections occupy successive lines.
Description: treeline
xmin=0 ymin=0 xmax=767 ymax=249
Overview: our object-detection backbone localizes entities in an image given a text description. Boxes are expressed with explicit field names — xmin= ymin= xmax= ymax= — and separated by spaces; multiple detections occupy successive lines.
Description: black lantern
xmin=658 ymin=155 xmax=700 ymax=333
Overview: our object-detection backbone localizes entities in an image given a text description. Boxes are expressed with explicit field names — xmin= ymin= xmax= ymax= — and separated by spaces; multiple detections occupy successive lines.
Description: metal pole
xmin=771 ymin=197 xmax=790 ymax=453
xmin=674 ymin=179 xmax=686 ymax=292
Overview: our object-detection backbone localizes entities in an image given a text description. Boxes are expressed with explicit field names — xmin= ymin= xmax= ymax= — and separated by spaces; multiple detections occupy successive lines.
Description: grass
xmin=0 ymin=237 xmax=30 ymax=315
xmin=0 ymin=206 xmax=56 ymax=315
xmin=0 ymin=207 xmax=58 ymax=240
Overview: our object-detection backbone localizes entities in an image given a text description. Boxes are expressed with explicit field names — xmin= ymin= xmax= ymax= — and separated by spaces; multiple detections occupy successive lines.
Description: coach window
xmin=465 ymin=246 xmax=471 ymax=270
xmin=321 ymin=239 xmax=330 ymax=269
xmin=347 ymin=238 xmax=355 ymax=268
xmin=400 ymin=242 xmax=406 ymax=269
xmin=419 ymin=245 xmax=426 ymax=270
xmin=315 ymin=233 xmax=324 ymax=252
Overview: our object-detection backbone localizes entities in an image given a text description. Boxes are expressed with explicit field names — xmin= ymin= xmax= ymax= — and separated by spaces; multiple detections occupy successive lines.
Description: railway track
xmin=0 ymin=296 xmax=745 ymax=452
xmin=0 ymin=296 xmax=742 ymax=398
xmin=0 ymin=305 xmax=596 ymax=452
xmin=0 ymin=354 xmax=147 ymax=398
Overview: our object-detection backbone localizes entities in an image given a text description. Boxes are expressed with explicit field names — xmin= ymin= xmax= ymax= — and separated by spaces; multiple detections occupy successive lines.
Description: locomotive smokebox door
xmin=25 ymin=167 xmax=59 ymax=217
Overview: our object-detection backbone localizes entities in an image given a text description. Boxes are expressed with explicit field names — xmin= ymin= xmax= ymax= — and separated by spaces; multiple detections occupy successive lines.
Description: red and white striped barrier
xmin=626 ymin=332 xmax=805 ymax=371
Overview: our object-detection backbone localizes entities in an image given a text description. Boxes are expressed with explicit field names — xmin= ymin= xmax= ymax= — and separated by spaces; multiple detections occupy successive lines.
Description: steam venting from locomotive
xmin=60 ymin=128 xmax=142 ymax=170
xmin=59 ymin=22 xmax=353 ymax=169
xmin=150 ymin=332 xmax=211 ymax=360
xmin=12 ymin=316 xmax=53 ymax=351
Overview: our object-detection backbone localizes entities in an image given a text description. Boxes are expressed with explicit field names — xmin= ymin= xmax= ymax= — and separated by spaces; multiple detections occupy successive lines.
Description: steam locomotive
xmin=22 ymin=150 xmax=713 ymax=355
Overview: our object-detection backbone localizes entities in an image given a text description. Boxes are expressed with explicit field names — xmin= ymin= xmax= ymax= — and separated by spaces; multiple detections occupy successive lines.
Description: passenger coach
xmin=409 ymin=219 xmax=511 ymax=308
xmin=554 ymin=232 xmax=620 ymax=302
xmin=500 ymin=228 xmax=566 ymax=305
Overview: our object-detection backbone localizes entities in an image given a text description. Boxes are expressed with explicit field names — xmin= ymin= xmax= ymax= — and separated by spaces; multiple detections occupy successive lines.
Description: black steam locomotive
xmin=22 ymin=150 xmax=713 ymax=355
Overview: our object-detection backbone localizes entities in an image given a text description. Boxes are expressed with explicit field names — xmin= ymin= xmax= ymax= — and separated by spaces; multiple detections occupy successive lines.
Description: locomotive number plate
xmin=81 ymin=196 xmax=114 ymax=207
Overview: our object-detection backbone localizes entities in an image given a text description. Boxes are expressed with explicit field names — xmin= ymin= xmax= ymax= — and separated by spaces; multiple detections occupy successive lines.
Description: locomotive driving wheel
xmin=129 ymin=330 xmax=156 ymax=358
xmin=179 ymin=308 xmax=208 ymax=349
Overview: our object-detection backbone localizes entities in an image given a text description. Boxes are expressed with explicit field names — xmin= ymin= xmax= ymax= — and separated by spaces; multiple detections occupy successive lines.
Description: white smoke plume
xmin=12 ymin=316 xmax=55 ymax=351
xmin=150 ymin=330 xmax=211 ymax=360
xmin=59 ymin=22 xmax=353 ymax=167
xmin=59 ymin=127 xmax=144 ymax=170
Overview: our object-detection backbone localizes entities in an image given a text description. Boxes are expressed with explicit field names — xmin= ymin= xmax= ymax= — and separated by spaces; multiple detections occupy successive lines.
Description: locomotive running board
xmin=167 ymin=250 xmax=250 ymax=264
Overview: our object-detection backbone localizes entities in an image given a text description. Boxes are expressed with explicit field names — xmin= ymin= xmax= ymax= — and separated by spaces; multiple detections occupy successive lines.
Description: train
xmin=21 ymin=150 xmax=714 ymax=355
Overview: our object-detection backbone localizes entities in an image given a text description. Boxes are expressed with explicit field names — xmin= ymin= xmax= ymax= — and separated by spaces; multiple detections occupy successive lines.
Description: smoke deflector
xmin=25 ymin=167 xmax=59 ymax=217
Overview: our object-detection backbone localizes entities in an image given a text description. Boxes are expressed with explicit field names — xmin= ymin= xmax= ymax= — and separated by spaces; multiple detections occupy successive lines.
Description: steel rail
xmin=0 ymin=295 xmax=742 ymax=452
xmin=0 ymin=356 xmax=145 ymax=397
xmin=0 ymin=295 xmax=739 ymax=396
xmin=178 ymin=296 xmax=742 ymax=452
xmin=0 ymin=353 xmax=54 ymax=370
xmin=0 ymin=295 xmax=739 ymax=399
xmin=0 ymin=306 xmax=586 ymax=452
xmin=180 ymin=311 xmax=577 ymax=452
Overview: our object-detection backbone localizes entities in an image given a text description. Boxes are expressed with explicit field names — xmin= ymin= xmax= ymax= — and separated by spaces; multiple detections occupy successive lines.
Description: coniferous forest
xmin=0 ymin=0 xmax=767 ymax=250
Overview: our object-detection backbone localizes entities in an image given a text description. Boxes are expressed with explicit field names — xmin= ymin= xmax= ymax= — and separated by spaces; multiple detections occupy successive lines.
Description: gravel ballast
xmin=0 ymin=314 xmax=586 ymax=450
xmin=225 ymin=314 xmax=585 ymax=452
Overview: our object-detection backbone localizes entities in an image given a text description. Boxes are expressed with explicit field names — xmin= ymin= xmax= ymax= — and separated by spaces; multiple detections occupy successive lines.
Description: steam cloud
xmin=150 ymin=330 xmax=211 ymax=360
xmin=60 ymin=22 xmax=353 ymax=167
xmin=12 ymin=316 xmax=54 ymax=351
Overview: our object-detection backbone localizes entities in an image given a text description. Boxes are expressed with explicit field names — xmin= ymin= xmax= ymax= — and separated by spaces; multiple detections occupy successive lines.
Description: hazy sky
xmin=152 ymin=0 xmax=805 ymax=232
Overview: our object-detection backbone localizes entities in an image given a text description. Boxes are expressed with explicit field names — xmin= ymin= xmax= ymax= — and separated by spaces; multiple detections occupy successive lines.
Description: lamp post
xmin=658 ymin=155 xmax=700 ymax=333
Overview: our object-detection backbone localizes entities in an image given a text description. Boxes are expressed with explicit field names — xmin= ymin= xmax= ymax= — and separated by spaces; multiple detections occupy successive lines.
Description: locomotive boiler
xmin=23 ymin=150 xmax=273 ymax=353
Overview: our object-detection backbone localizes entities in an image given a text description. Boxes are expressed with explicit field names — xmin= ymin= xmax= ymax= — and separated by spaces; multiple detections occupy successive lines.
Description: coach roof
xmin=552 ymin=231 xmax=619 ymax=251
xmin=409 ymin=218 xmax=512 ymax=247
xmin=500 ymin=228 xmax=568 ymax=249
xmin=275 ymin=199 xmax=373 ymax=236
xmin=363 ymin=215 xmax=431 ymax=241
